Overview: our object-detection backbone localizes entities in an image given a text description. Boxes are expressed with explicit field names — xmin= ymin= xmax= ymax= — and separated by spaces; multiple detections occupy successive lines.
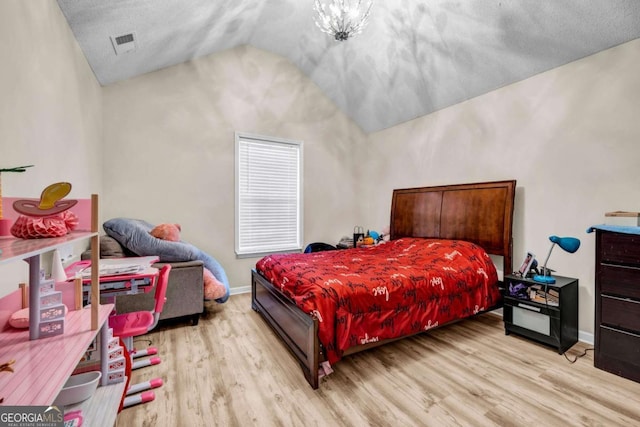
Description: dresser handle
xmin=517 ymin=303 xmax=541 ymax=312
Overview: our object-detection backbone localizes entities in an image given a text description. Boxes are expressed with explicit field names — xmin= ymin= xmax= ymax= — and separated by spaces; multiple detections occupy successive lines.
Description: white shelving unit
xmin=0 ymin=195 xmax=125 ymax=424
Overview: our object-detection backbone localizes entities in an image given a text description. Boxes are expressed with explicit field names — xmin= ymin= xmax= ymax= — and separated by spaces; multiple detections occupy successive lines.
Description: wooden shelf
xmin=65 ymin=376 xmax=127 ymax=426
xmin=0 ymin=304 xmax=113 ymax=405
xmin=0 ymin=303 xmax=113 ymax=405
xmin=0 ymin=232 xmax=97 ymax=266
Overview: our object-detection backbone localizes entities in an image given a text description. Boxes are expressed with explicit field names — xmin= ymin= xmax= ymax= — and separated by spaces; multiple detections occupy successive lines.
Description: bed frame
xmin=251 ymin=180 xmax=516 ymax=389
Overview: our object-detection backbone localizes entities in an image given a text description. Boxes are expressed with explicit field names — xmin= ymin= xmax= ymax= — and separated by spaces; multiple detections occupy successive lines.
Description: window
xmin=235 ymin=132 xmax=303 ymax=257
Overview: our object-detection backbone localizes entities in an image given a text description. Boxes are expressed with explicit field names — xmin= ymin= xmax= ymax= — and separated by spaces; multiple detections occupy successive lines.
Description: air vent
xmin=110 ymin=32 xmax=138 ymax=55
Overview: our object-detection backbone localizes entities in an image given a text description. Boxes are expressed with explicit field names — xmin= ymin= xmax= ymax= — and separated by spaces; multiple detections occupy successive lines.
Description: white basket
xmin=53 ymin=371 xmax=102 ymax=407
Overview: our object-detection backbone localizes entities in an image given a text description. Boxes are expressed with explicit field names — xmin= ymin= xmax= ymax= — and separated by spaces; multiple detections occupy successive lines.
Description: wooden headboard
xmin=390 ymin=180 xmax=516 ymax=275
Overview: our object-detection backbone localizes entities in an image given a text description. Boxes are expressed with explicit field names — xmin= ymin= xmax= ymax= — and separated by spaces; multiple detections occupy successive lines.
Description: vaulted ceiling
xmin=56 ymin=0 xmax=640 ymax=133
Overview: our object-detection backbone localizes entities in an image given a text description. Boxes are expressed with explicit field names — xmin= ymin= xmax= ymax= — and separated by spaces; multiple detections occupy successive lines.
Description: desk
xmin=65 ymin=257 xmax=160 ymax=303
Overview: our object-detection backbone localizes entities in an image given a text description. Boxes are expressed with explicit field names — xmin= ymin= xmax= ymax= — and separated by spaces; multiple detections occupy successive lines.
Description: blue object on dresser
xmin=587 ymin=224 xmax=640 ymax=235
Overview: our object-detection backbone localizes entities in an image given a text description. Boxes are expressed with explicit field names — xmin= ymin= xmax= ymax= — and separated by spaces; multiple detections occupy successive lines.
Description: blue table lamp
xmin=533 ymin=235 xmax=581 ymax=284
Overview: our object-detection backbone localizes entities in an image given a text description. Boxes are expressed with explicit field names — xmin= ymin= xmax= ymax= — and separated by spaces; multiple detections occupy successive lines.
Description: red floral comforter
xmin=256 ymin=238 xmax=501 ymax=364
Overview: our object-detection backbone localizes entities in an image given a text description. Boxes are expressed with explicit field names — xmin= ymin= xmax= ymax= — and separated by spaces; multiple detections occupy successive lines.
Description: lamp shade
xmin=550 ymin=235 xmax=581 ymax=254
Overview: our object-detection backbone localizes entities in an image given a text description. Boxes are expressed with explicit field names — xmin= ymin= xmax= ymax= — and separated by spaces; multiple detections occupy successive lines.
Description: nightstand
xmin=503 ymin=274 xmax=578 ymax=354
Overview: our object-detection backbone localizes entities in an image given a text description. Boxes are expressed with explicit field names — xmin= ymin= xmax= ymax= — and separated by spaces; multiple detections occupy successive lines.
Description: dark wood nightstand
xmin=503 ymin=274 xmax=578 ymax=354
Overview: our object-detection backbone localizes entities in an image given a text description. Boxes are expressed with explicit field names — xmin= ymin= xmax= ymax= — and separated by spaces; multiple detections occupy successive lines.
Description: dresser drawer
xmin=599 ymin=264 xmax=640 ymax=299
xmin=600 ymin=232 xmax=640 ymax=265
xmin=596 ymin=326 xmax=640 ymax=382
xmin=601 ymin=295 xmax=640 ymax=332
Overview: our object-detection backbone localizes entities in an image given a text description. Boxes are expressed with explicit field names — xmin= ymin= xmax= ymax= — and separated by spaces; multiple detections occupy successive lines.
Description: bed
xmin=251 ymin=180 xmax=516 ymax=389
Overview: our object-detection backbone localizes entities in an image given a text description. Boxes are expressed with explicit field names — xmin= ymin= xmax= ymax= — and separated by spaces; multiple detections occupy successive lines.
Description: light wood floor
xmin=116 ymin=293 xmax=640 ymax=427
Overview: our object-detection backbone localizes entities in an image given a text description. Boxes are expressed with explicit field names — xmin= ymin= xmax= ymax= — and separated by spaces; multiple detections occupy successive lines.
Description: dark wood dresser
xmin=594 ymin=229 xmax=640 ymax=383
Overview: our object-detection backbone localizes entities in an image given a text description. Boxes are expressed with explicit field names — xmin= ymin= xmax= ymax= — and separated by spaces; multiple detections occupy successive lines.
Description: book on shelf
xmin=528 ymin=287 xmax=559 ymax=306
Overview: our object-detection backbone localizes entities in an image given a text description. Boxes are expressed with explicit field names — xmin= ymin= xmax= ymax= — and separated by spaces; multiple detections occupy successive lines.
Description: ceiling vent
xmin=110 ymin=32 xmax=138 ymax=55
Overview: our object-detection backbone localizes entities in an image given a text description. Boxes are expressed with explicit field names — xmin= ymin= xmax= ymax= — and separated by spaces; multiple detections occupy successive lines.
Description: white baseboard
xmin=578 ymin=330 xmax=594 ymax=346
xmin=230 ymin=285 xmax=251 ymax=295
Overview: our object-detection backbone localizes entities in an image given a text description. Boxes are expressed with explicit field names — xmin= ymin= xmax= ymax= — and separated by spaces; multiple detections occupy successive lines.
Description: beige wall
xmin=0 ymin=1 xmax=102 ymax=295
xmin=358 ymin=39 xmax=640 ymax=340
xmin=102 ymin=45 xmax=366 ymax=290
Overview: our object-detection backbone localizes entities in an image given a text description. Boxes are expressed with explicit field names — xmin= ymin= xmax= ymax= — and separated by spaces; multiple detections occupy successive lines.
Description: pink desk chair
xmin=109 ymin=264 xmax=171 ymax=408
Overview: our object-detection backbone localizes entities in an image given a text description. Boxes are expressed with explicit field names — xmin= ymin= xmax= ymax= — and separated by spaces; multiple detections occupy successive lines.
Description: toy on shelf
xmin=8 ymin=276 xmax=68 ymax=338
xmin=64 ymin=410 xmax=83 ymax=427
xmin=0 ymin=358 xmax=15 ymax=404
xmin=0 ymin=164 xmax=34 ymax=236
xmin=10 ymin=182 xmax=79 ymax=239
xmin=6 ymin=276 xmax=67 ymax=338
xmin=13 ymin=182 xmax=77 ymax=216
xmin=37 ymin=278 xmax=66 ymax=338
xmin=0 ymin=359 xmax=15 ymax=373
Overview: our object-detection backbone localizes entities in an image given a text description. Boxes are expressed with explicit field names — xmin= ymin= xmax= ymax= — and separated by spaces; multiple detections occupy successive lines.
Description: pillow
xmin=9 ymin=307 xmax=30 ymax=329
xmin=103 ymin=218 xmax=230 ymax=303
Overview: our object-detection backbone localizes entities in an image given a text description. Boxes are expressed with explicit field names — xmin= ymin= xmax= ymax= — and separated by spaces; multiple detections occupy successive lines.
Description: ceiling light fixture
xmin=313 ymin=0 xmax=373 ymax=42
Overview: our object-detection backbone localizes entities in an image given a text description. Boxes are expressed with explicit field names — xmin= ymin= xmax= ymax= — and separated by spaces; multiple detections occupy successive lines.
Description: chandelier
xmin=313 ymin=0 xmax=374 ymax=42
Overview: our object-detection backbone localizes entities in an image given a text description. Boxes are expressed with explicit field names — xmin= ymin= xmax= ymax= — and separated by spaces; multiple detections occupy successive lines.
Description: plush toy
xmin=202 ymin=268 xmax=227 ymax=301
xmin=149 ymin=223 xmax=227 ymax=301
xmin=150 ymin=223 xmax=181 ymax=242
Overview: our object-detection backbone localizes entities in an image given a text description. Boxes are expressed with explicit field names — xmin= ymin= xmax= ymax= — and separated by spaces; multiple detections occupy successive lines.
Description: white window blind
xmin=235 ymin=132 xmax=303 ymax=257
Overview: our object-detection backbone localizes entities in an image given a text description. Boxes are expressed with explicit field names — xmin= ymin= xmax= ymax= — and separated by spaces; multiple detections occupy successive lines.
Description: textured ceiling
xmin=56 ymin=0 xmax=640 ymax=133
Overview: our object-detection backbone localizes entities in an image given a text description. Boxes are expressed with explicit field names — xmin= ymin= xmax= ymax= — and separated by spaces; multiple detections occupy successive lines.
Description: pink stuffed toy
xmin=149 ymin=223 xmax=226 ymax=301
xmin=202 ymin=268 xmax=226 ymax=301
xmin=150 ymin=223 xmax=181 ymax=242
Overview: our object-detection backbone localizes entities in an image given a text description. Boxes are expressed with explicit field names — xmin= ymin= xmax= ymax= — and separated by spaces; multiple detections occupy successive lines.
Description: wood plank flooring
xmin=116 ymin=294 xmax=640 ymax=426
